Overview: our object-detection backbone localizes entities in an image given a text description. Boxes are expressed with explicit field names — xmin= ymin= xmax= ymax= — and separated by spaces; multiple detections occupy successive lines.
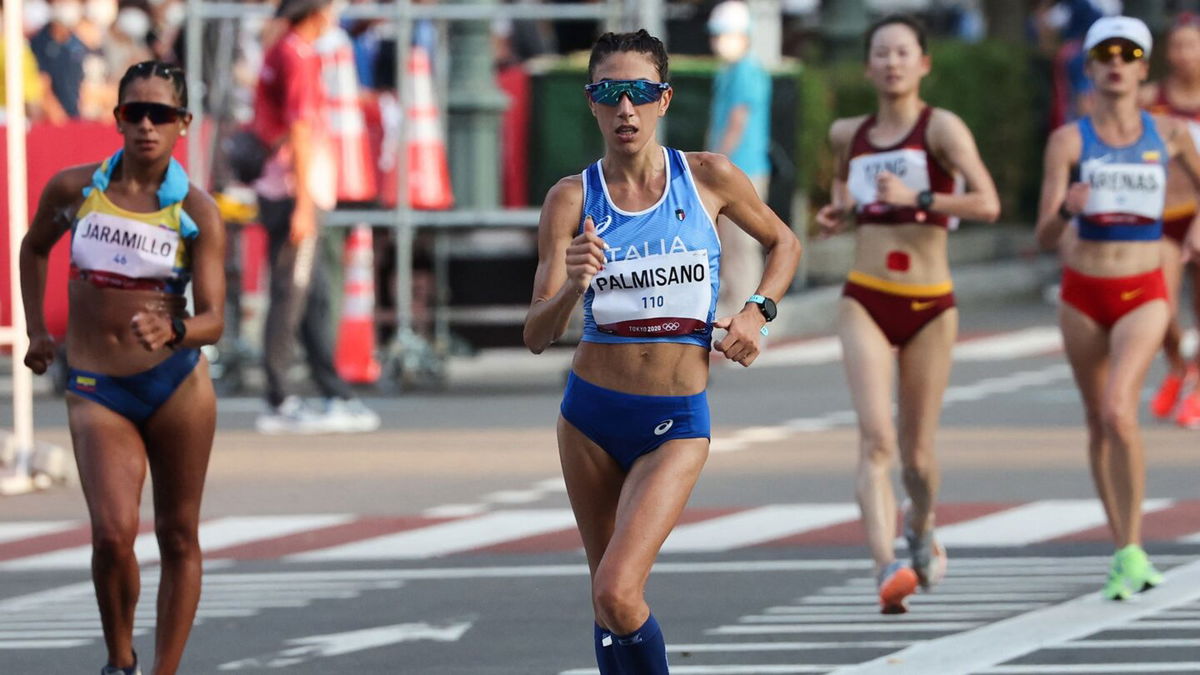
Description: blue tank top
xmin=580 ymin=147 xmax=721 ymax=348
xmin=1075 ymin=112 xmax=1167 ymax=242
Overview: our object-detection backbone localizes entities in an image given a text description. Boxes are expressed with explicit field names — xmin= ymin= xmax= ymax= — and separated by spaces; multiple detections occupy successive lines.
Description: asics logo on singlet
xmin=654 ymin=419 xmax=674 ymax=436
xmin=593 ymin=215 xmax=613 ymax=235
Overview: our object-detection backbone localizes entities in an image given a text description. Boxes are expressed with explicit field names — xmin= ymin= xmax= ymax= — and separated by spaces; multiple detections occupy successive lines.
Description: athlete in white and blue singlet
xmin=1037 ymin=17 xmax=1200 ymax=600
xmin=524 ymin=31 xmax=801 ymax=674
xmin=20 ymin=61 xmax=225 ymax=675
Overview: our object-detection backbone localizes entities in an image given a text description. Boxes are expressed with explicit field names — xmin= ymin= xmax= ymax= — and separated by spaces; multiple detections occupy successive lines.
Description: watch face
xmin=762 ymin=298 xmax=778 ymax=322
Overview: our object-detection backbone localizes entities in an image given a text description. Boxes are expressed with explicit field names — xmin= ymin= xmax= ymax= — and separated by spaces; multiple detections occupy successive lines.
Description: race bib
xmin=1189 ymin=121 xmax=1200 ymax=156
xmin=1081 ymin=161 xmax=1165 ymax=221
xmin=847 ymin=148 xmax=930 ymax=213
xmin=72 ymin=211 xmax=181 ymax=279
xmin=591 ymin=249 xmax=711 ymax=337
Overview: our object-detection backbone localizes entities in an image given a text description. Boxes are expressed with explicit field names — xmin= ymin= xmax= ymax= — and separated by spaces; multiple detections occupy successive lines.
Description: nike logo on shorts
xmin=911 ymin=300 xmax=937 ymax=311
xmin=1121 ymin=288 xmax=1144 ymax=302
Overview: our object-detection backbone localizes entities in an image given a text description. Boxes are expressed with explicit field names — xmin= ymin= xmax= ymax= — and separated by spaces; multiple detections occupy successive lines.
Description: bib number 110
xmin=642 ymin=295 xmax=664 ymax=309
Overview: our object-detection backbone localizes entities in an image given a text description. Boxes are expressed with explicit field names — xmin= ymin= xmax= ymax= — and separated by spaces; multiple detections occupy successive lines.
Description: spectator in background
xmin=30 ymin=0 xmax=90 ymax=118
xmin=104 ymin=2 xmax=155 ymax=79
xmin=252 ymin=0 xmax=379 ymax=434
xmin=0 ymin=0 xmax=68 ymax=123
xmin=706 ymin=0 xmax=773 ymax=320
xmin=1035 ymin=0 xmax=1121 ymax=127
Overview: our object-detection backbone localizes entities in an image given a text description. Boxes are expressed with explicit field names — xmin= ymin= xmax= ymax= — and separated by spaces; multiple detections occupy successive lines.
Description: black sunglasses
xmin=114 ymin=101 xmax=189 ymax=125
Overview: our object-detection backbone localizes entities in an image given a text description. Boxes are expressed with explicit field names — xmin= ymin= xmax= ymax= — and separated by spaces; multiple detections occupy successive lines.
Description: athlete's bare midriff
xmin=571 ymin=341 xmax=709 ymax=396
xmin=852 ymin=223 xmax=951 ymax=285
xmin=1060 ymin=228 xmax=1163 ymax=277
xmin=66 ymin=280 xmax=187 ymax=375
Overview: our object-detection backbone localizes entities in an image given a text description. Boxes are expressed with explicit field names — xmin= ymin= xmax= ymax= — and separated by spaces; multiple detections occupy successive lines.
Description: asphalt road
xmin=2 ymin=298 xmax=1199 ymax=674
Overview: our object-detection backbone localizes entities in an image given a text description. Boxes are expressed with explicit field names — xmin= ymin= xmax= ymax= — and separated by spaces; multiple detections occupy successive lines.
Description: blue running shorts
xmin=67 ymin=348 xmax=201 ymax=425
xmin=560 ymin=371 xmax=710 ymax=472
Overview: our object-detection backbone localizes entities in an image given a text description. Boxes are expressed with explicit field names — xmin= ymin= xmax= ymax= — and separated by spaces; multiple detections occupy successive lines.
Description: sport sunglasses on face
xmin=584 ymin=80 xmax=671 ymax=106
xmin=1088 ymin=40 xmax=1145 ymax=63
xmin=114 ymin=102 xmax=189 ymax=125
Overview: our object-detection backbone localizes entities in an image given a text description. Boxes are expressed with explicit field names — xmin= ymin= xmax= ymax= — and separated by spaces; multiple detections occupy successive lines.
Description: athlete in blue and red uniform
xmin=816 ymin=14 xmax=1000 ymax=614
xmin=1140 ymin=14 xmax=1200 ymax=427
xmin=20 ymin=61 xmax=225 ymax=675
xmin=524 ymin=30 xmax=801 ymax=674
xmin=1037 ymin=16 xmax=1200 ymax=600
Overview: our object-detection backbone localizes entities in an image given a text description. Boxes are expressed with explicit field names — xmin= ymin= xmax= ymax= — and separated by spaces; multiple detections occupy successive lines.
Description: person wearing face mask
xmin=78 ymin=0 xmax=116 ymax=49
xmin=706 ymin=0 xmax=773 ymax=322
xmin=104 ymin=4 xmax=154 ymax=82
xmin=30 ymin=0 xmax=90 ymax=118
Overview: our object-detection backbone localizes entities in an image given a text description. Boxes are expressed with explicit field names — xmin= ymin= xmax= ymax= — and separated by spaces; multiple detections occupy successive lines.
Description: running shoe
xmin=1174 ymin=392 xmax=1200 ymax=429
xmin=902 ymin=502 xmax=948 ymax=590
xmin=1116 ymin=544 xmax=1165 ymax=592
xmin=317 ymin=398 xmax=382 ymax=433
xmin=100 ymin=651 xmax=140 ymax=675
xmin=255 ymin=396 xmax=324 ymax=434
xmin=1151 ymin=371 xmax=1187 ymax=419
xmin=877 ymin=560 xmax=919 ymax=614
xmin=1102 ymin=552 xmax=1133 ymax=601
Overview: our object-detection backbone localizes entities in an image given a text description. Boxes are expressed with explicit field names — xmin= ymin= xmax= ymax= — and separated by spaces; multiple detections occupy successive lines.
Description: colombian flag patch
xmin=1143 ymin=150 xmax=1162 ymax=162
xmin=74 ymin=376 xmax=96 ymax=392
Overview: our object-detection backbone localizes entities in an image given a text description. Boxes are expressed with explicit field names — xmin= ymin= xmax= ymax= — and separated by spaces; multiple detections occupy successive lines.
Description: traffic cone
xmin=407 ymin=45 xmax=453 ymax=210
xmin=335 ymin=225 xmax=382 ymax=384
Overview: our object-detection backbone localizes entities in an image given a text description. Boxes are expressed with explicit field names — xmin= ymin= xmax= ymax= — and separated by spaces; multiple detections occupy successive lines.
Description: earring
xmin=180 ymin=129 xmax=188 ymax=136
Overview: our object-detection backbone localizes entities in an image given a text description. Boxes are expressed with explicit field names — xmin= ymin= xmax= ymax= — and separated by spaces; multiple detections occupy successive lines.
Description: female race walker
xmin=1141 ymin=13 xmax=1200 ymax=427
xmin=815 ymin=15 xmax=1000 ymax=614
xmin=524 ymin=31 xmax=800 ymax=673
xmin=1037 ymin=16 xmax=1200 ymax=599
xmin=20 ymin=61 xmax=224 ymax=674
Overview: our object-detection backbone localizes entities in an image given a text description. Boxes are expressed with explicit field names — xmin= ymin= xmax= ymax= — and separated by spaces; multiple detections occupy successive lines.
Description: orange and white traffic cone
xmin=335 ymin=225 xmax=382 ymax=384
xmin=407 ymin=45 xmax=453 ymax=210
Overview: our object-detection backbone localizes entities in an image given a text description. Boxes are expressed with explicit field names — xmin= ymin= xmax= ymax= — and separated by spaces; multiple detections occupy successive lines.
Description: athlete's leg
xmin=1060 ymin=303 xmax=1116 ymax=539
xmin=837 ymin=298 xmax=900 ymax=573
xmin=895 ymin=308 xmax=957 ymax=538
xmin=67 ymin=396 xmax=149 ymax=671
xmin=141 ymin=358 xmax=217 ymax=675
xmin=1104 ymin=301 xmax=1169 ymax=547
xmin=558 ymin=417 xmax=626 ymax=673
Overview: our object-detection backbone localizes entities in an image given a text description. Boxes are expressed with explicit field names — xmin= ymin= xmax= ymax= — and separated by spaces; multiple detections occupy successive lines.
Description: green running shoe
xmin=1117 ymin=544 xmax=1165 ymax=592
xmin=1102 ymin=552 xmax=1133 ymax=601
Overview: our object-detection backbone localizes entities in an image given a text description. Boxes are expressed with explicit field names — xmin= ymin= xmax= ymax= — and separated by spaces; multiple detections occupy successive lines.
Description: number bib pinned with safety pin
xmin=590 ymin=249 xmax=711 ymax=337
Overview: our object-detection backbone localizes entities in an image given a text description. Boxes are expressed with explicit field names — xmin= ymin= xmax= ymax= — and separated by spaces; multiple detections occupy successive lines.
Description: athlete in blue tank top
xmin=1036 ymin=16 xmax=1200 ymax=603
xmin=523 ymin=31 xmax=801 ymax=675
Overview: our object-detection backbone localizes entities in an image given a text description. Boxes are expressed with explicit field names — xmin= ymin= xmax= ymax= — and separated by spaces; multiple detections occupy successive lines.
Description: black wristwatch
xmin=1057 ymin=203 xmax=1075 ymax=221
xmin=746 ymin=294 xmax=777 ymax=322
xmin=167 ymin=316 xmax=187 ymax=348
xmin=916 ymin=190 xmax=935 ymax=210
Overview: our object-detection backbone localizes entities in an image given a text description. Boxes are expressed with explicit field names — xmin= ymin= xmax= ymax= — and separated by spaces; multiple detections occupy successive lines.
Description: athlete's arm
xmin=1160 ymin=115 xmax=1200 ymax=261
xmin=179 ymin=187 xmax=227 ymax=348
xmin=915 ymin=109 xmax=1001 ymax=222
xmin=815 ymin=117 xmax=858 ymax=238
xmin=19 ymin=166 xmax=93 ymax=374
xmin=691 ymin=152 xmax=801 ymax=366
xmin=1035 ymin=123 xmax=1085 ymax=251
xmin=523 ymin=176 xmax=600 ymax=354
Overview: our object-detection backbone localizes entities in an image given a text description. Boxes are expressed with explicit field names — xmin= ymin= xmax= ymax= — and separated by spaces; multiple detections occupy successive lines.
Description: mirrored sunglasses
xmin=115 ymin=102 xmax=189 ymax=125
xmin=584 ymin=79 xmax=671 ymax=106
xmin=1088 ymin=40 xmax=1145 ymax=63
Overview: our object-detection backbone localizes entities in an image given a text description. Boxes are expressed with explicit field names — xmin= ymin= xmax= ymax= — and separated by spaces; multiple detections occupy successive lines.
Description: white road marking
xmin=826 ymin=557 xmax=1200 ymax=675
xmin=218 ymin=621 xmax=473 ymax=670
xmin=664 ymin=640 xmax=916 ymax=653
xmin=765 ymin=602 xmax=1045 ymax=613
xmin=935 ymin=499 xmax=1173 ymax=547
xmin=739 ymin=611 xmax=1004 ymax=623
xmin=562 ymin=667 xmax=839 ymax=675
xmin=982 ymin=666 xmax=1200 ymax=674
xmin=952 ymin=327 xmax=1062 ymax=361
xmin=0 ymin=521 xmax=76 ymax=545
xmin=421 ymin=503 xmax=489 ymax=518
xmin=709 ymin=622 xmax=980 ymax=634
xmin=287 ymin=510 xmax=578 ymax=561
xmin=662 ymin=505 xmax=859 ymax=553
xmin=0 ymin=515 xmax=355 ymax=571
xmin=1054 ymin=638 xmax=1200 ymax=648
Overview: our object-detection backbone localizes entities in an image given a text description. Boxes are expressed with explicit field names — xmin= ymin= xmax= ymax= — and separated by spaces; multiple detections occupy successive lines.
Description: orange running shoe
xmin=877 ymin=561 xmax=920 ymax=614
xmin=1151 ymin=371 xmax=1186 ymax=419
xmin=1175 ymin=391 xmax=1200 ymax=429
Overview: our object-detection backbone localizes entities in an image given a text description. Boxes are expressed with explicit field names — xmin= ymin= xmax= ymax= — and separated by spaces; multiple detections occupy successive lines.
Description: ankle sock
xmin=612 ymin=613 xmax=668 ymax=674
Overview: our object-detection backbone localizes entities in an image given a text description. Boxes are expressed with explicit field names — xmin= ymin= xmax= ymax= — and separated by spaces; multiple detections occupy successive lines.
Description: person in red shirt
xmin=251 ymin=0 xmax=379 ymax=434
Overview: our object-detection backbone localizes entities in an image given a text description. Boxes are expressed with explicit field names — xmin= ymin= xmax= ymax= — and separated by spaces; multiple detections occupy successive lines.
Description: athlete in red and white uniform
xmin=1140 ymin=13 xmax=1200 ymax=428
xmin=816 ymin=14 xmax=1000 ymax=614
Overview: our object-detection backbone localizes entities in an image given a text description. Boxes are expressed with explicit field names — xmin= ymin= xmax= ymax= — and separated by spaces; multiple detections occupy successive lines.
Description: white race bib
xmin=72 ymin=211 xmax=181 ymax=279
xmin=847 ymin=148 xmax=930 ymax=209
xmin=591 ymin=249 xmax=711 ymax=337
xmin=1188 ymin=121 xmax=1200 ymax=156
xmin=1081 ymin=161 xmax=1165 ymax=221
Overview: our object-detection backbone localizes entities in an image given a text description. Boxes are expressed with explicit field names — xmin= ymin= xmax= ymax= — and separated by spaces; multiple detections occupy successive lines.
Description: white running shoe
xmin=255 ymin=396 xmax=324 ymax=434
xmin=317 ymin=398 xmax=382 ymax=433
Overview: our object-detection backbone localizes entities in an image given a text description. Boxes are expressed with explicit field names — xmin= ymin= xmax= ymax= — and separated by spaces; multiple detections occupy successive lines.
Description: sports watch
xmin=747 ymin=295 xmax=776 ymax=337
xmin=916 ymin=190 xmax=935 ymax=210
xmin=167 ymin=316 xmax=187 ymax=349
